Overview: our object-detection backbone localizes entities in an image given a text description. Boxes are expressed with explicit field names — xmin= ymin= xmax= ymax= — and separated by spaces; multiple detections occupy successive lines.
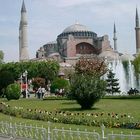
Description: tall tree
xmin=0 ymin=50 xmax=4 ymax=63
xmin=0 ymin=60 xmax=59 ymax=81
xmin=106 ymin=70 xmax=121 ymax=95
xmin=132 ymin=54 xmax=140 ymax=74
xmin=0 ymin=70 xmax=14 ymax=96
xmin=132 ymin=54 xmax=140 ymax=87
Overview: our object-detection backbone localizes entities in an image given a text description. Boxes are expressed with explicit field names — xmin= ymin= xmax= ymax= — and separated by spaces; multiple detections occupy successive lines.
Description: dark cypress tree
xmin=106 ymin=70 xmax=121 ymax=95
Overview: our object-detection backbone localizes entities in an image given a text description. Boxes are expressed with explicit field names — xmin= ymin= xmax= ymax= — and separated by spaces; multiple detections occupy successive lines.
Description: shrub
xmin=69 ymin=57 xmax=107 ymax=109
xmin=0 ymin=70 xmax=14 ymax=96
xmin=50 ymin=78 xmax=69 ymax=95
xmin=5 ymin=83 xmax=21 ymax=100
xmin=70 ymin=74 xmax=106 ymax=109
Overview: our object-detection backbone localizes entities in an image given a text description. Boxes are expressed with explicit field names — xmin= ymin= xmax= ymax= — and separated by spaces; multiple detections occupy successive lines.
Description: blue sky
xmin=0 ymin=0 xmax=140 ymax=62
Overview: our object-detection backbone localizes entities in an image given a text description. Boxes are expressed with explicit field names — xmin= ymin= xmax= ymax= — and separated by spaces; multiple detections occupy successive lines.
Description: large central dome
xmin=63 ymin=23 xmax=91 ymax=33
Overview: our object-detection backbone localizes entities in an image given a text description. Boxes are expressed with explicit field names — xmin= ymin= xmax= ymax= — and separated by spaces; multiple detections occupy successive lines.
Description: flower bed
xmin=0 ymin=102 xmax=139 ymax=129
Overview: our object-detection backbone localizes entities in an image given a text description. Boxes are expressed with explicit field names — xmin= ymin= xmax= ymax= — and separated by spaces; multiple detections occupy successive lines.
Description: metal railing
xmin=0 ymin=121 xmax=47 ymax=140
xmin=107 ymin=132 xmax=140 ymax=140
xmin=0 ymin=121 xmax=140 ymax=140
xmin=52 ymin=128 xmax=100 ymax=140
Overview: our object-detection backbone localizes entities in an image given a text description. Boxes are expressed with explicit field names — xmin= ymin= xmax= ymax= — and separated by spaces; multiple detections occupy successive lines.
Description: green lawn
xmin=0 ymin=98 xmax=140 ymax=135
xmin=1 ymin=98 xmax=139 ymax=120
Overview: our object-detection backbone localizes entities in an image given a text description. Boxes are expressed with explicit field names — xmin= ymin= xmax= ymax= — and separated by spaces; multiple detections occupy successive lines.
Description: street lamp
xmin=23 ymin=70 xmax=28 ymax=98
xmin=20 ymin=75 xmax=23 ymax=92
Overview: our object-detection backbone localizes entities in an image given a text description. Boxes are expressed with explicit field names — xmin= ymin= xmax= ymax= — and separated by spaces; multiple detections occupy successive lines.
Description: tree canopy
xmin=0 ymin=60 xmax=60 ymax=81
xmin=50 ymin=77 xmax=70 ymax=94
xmin=0 ymin=50 xmax=4 ymax=63
xmin=132 ymin=54 xmax=140 ymax=75
xmin=75 ymin=57 xmax=107 ymax=76
xmin=0 ymin=70 xmax=14 ymax=96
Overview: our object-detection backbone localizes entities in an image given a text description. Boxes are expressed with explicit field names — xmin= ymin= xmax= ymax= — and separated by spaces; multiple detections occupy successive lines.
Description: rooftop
xmin=63 ymin=23 xmax=91 ymax=33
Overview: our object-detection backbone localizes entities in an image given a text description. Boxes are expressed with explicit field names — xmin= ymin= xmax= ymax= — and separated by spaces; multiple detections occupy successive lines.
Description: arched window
xmin=76 ymin=42 xmax=97 ymax=54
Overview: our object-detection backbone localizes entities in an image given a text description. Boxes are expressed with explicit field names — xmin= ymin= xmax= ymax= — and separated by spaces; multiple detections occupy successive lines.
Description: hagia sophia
xmin=36 ymin=23 xmax=119 ymax=65
xmin=19 ymin=1 xmax=140 ymax=65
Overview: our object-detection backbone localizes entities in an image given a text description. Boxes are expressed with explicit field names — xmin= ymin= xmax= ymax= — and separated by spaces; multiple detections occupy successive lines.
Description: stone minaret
xmin=113 ymin=23 xmax=117 ymax=51
xmin=135 ymin=8 xmax=140 ymax=54
xmin=19 ymin=0 xmax=29 ymax=61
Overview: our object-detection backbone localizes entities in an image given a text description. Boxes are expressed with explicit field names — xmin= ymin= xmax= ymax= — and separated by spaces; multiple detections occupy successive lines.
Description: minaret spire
xmin=113 ymin=22 xmax=117 ymax=51
xmin=21 ymin=0 xmax=26 ymax=13
xmin=114 ymin=23 xmax=116 ymax=33
xmin=19 ymin=0 xmax=29 ymax=61
xmin=135 ymin=7 xmax=140 ymax=54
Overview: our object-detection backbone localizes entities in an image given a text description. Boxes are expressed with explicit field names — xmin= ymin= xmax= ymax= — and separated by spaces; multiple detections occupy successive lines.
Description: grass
xmin=104 ymin=95 xmax=140 ymax=99
xmin=1 ymin=98 xmax=139 ymax=120
xmin=0 ymin=113 xmax=140 ymax=135
xmin=0 ymin=98 xmax=140 ymax=135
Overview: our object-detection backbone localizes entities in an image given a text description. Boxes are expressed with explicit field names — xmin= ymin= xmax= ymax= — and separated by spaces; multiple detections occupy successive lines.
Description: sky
xmin=0 ymin=0 xmax=140 ymax=62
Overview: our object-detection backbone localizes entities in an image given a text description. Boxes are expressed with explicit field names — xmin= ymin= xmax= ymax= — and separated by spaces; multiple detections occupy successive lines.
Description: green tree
xmin=0 ymin=60 xmax=60 ymax=81
xmin=106 ymin=70 xmax=121 ymax=95
xmin=50 ymin=78 xmax=69 ymax=94
xmin=5 ymin=83 xmax=20 ymax=100
xmin=132 ymin=54 xmax=140 ymax=74
xmin=38 ymin=60 xmax=60 ymax=81
xmin=132 ymin=54 xmax=140 ymax=87
xmin=69 ymin=57 xmax=107 ymax=109
xmin=0 ymin=70 xmax=14 ymax=96
xmin=0 ymin=50 xmax=4 ymax=63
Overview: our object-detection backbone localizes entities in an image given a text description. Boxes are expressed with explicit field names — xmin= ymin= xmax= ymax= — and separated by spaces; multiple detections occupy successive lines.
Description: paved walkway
xmin=0 ymin=136 xmax=26 ymax=140
xmin=0 ymin=136 xmax=24 ymax=140
xmin=0 ymin=136 xmax=12 ymax=140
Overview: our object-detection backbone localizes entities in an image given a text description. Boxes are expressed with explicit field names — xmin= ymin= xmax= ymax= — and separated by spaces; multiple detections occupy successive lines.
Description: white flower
xmin=71 ymin=113 xmax=74 ymax=116
xmin=128 ymin=115 xmax=131 ymax=118
xmin=14 ymin=106 xmax=18 ymax=109
xmin=64 ymin=114 xmax=67 ymax=116
xmin=19 ymin=107 xmax=23 ymax=109
xmin=54 ymin=118 xmax=58 ymax=121
xmin=86 ymin=114 xmax=90 ymax=116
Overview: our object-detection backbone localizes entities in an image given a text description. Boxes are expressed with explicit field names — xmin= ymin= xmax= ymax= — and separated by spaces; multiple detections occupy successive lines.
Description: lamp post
xmin=20 ymin=75 xmax=23 ymax=93
xmin=23 ymin=70 xmax=28 ymax=98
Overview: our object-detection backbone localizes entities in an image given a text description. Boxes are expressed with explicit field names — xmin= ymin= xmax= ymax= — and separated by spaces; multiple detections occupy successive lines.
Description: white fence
xmin=0 ymin=121 xmax=47 ymax=140
xmin=52 ymin=128 xmax=100 ymax=140
xmin=107 ymin=132 xmax=140 ymax=140
xmin=0 ymin=121 xmax=140 ymax=140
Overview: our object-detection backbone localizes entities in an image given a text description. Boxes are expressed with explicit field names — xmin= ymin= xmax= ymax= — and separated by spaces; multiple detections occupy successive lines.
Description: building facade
xmin=36 ymin=23 xmax=116 ymax=64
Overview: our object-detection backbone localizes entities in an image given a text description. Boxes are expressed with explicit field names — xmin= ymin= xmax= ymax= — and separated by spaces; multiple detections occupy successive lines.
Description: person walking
xmin=37 ymin=86 xmax=42 ymax=99
xmin=41 ymin=87 xmax=46 ymax=99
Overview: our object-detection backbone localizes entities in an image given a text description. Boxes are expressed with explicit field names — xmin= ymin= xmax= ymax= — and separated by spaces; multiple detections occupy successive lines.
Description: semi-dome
xmin=120 ymin=54 xmax=135 ymax=61
xmin=99 ymin=50 xmax=119 ymax=60
xmin=63 ymin=23 xmax=91 ymax=33
xmin=48 ymin=52 xmax=60 ymax=57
